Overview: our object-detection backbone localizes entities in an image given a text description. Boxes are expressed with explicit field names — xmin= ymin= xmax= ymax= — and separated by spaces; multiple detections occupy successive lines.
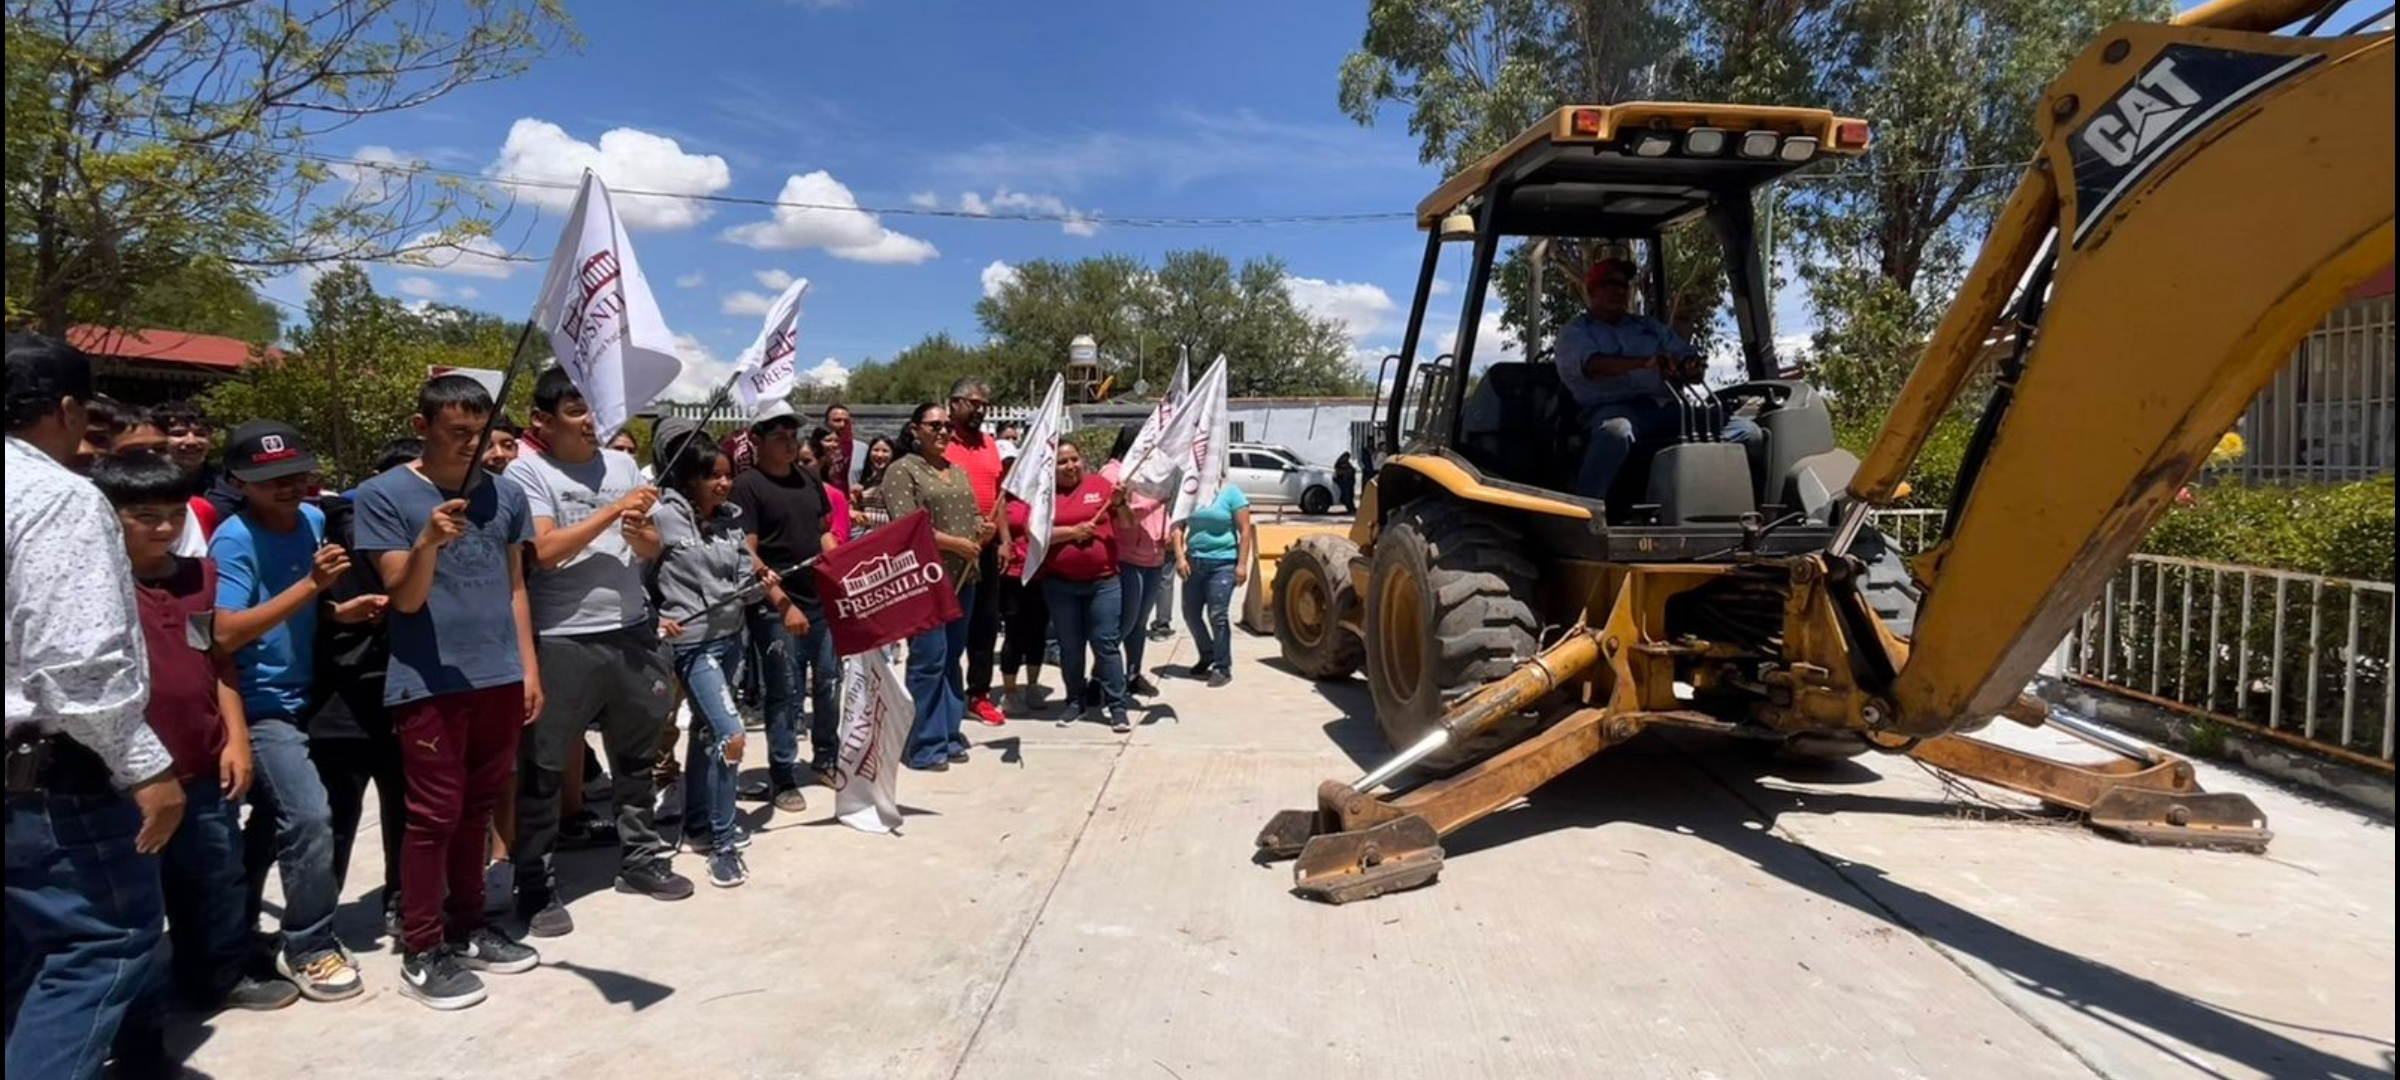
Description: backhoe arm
xmin=1851 ymin=6 xmax=2394 ymax=735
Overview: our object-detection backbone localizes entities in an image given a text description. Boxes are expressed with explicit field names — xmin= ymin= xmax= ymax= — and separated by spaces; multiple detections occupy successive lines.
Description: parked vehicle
xmin=1228 ymin=443 xmax=1339 ymax=514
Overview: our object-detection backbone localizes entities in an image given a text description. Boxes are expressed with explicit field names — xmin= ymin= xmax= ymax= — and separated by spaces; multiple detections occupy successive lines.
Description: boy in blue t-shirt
xmin=208 ymin=420 xmax=368 ymax=1003
xmin=351 ymin=374 xmax=542 ymax=1011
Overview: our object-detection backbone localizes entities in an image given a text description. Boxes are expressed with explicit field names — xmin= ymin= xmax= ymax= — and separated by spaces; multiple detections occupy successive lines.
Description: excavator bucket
xmin=1290 ymin=816 xmax=1445 ymax=904
xmin=2086 ymin=787 xmax=2272 ymax=852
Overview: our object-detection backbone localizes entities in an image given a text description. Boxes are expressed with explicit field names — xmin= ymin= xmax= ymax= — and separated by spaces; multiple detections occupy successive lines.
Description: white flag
xmin=1001 ymin=375 xmax=1068 ymax=584
xmin=1120 ymin=351 xmax=1190 ymax=499
xmin=532 ymin=171 xmax=685 ymax=436
xmin=833 ymin=646 xmax=913 ymax=834
xmin=1161 ymin=355 xmax=1232 ymax=522
xmin=729 ymin=276 xmax=809 ymax=417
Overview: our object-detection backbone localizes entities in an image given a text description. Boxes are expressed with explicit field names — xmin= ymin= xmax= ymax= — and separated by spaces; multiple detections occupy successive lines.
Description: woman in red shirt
xmin=1039 ymin=443 xmax=1131 ymax=732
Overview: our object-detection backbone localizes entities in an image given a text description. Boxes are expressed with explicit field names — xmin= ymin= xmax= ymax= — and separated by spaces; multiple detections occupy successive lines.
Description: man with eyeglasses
xmin=943 ymin=378 xmax=1012 ymax=729
xmin=1558 ymin=259 xmax=1763 ymax=501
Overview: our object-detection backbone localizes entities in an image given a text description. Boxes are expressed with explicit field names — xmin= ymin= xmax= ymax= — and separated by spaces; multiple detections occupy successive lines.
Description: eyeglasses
xmin=950 ymin=397 xmax=988 ymax=408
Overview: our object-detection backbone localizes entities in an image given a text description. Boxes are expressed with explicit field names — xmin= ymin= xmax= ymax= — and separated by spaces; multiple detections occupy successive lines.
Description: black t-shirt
xmin=732 ymin=465 xmax=831 ymax=609
xmin=304 ymin=494 xmax=393 ymax=741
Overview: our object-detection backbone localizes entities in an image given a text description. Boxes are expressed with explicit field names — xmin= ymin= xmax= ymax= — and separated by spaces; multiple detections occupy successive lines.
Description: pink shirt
xmin=825 ymin=484 xmax=852 ymax=544
xmin=1100 ymin=460 xmax=1167 ymax=568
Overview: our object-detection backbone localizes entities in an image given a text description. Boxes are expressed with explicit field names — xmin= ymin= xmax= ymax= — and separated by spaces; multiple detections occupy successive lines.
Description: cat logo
xmin=2068 ymin=44 xmax=2323 ymax=248
xmin=2080 ymin=58 xmax=2203 ymax=168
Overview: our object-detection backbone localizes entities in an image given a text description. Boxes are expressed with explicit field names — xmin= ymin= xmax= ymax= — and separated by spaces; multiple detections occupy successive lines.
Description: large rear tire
xmin=1362 ymin=500 xmax=1541 ymax=771
xmin=1275 ymin=534 xmax=1366 ymax=680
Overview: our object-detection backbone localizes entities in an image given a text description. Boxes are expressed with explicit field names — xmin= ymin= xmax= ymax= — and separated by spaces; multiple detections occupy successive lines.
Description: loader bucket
xmin=2085 ymin=787 xmax=2273 ymax=853
xmin=1291 ymin=815 xmax=1444 ymax=904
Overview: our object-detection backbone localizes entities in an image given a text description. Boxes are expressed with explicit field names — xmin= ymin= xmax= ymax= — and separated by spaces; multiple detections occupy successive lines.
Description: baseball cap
xmin=750 ymin=400 xmax=801 ymax=432
xmin=224 ymin=420 xmax=321 ymax=482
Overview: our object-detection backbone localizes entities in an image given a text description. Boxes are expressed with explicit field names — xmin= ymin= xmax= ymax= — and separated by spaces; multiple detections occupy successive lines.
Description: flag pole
xmin=453 ymin=315 xmax=545 ymax=500
xmin=655 ymin=371 xmax=752 ymax=483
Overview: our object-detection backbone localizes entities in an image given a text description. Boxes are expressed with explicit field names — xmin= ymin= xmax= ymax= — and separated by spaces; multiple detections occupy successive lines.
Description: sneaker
xmin=686 ymin=826 xmax=751 ymax=855
xmin=558 ymin=810 xmax=619 ymax=850
xmin=382 ymin=895 xmax=403 ymax=940
xmin=521 ymin=896 xmax=575 ymax=939
xmin=1055 ymin=711 xmax=1076 ymax=728
xmin=707 ymin=850 xmax=750 ymax=889
xmin=221 ymin=974 xmax=300 ymax=1012
xmin=276 ymin=947 xmax=364 ymax=1002
xmin=1148 ymin=624 xmax=1173 ymax=641
xmin=1206 ymin=669 xmax=1232 ymax=688
xmin=737 ymin=779 xmax=773 ymax=802
xmin=772 ymin=786 xmax=809 ymax=813
xmin=399 ymin=946 xmax=486 ymax=1011
xmin=947 ymin=749 xmax=971 ymax=765
xmin=907 ymin=759 xmax=950 ymax=773
xmin=1186 ymin=662 xmax=1216 ymax=680
xmin=968 ymin=696 xmax=1007 ymax=727
xmin=1127 ymin=674 xmax=1162 ymax=698
xmin=456 ymin=926 xmax=539 ymax=975
xmin=1111 ymin=716 xmax=1133 ymax=734
xmin=614 ymin=861 xmax=696 ymax=902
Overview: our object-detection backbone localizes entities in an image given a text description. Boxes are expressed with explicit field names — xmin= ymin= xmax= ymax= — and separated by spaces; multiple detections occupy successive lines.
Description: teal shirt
xmin=1183 ymin=486 xmax=1250 ymax=563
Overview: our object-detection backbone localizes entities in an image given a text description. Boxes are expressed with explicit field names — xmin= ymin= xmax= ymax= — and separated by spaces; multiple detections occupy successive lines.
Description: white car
xmin=1227 ymin=443 xmax=1341 ymax=514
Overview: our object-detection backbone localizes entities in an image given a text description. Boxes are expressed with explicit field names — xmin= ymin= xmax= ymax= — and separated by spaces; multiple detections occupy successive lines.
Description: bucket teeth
xmin=2085 ymin=788 xmax=2274 ymax=853
xmin=1291 ymin=815 xmax=1445 ymax=904
xmin=1255 ymin=809 xmax=1322 ymax=860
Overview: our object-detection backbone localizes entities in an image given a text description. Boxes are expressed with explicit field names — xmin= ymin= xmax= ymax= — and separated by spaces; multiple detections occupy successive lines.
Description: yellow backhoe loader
xmin=1258 ymin=0 xmax=2392 ymax=903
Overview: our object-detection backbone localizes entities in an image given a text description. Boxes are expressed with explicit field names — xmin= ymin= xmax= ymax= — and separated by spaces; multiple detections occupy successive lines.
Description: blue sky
xmin=272 ymin=0 xmax=1463 ymax=400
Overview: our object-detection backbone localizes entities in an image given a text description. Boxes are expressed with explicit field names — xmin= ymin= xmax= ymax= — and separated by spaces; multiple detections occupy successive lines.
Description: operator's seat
xmin=1458 ymin=361 xmax=1578 ymax=489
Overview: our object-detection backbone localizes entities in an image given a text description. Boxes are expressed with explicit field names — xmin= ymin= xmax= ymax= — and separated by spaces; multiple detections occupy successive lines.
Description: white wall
xmin=1225 ymin=402 xmax=1378 ymax=467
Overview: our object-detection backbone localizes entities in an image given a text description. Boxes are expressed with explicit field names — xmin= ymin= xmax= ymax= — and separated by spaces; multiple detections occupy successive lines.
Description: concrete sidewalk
xmin=184 ymin=629 xmax=2394 ymax=1080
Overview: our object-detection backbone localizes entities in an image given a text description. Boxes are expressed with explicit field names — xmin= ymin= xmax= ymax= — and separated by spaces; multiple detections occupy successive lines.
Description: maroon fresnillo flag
xmin=812 ymin=510 xmax=962 ymax=657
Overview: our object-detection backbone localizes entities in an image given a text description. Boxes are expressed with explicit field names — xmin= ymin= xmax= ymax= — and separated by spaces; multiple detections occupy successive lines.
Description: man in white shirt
xmin=5 ymin=332 xmax=185 ymax=1079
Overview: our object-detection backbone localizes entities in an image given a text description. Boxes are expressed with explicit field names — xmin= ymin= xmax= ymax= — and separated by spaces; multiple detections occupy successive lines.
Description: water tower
xmin=1066 ymin=334 xmax=1107 ymax=402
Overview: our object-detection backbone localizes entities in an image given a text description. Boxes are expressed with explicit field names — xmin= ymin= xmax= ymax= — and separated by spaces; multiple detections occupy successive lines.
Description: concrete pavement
xmin=185 ymin=628 xmax=2394 ymax=1080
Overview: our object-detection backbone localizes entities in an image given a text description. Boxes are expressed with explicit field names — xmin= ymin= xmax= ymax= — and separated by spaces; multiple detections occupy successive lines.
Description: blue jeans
xmin=1117 ymin=562 xmax=1165 ymax=679
xmin=1046 ymin=576 xmax=1129 ymax=724
xmin=674 ymin=636 xmax=747 ymax=850
xmin=1575 ymin=397 xmax=1765 ymax=501
xmin=117 ymin=781 xmax=246 ymax=1057
xmin=1182 ymin=559 xmax=1239 ymax=677
xmin=746 ymin=603 xmax=838 ymax=789
xmin=6 ymin=791 xmax=162 ymax=1080
xmin=241 ymin=717 xmax=338 ymax=962
xmin=905 ymin=583 xmax=976 ymax=769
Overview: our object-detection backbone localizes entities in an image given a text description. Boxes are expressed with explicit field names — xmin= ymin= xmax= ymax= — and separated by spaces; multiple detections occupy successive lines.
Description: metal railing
xmin=2232 ymin=292 xmax=2395 ymax=484
xmin=2061 ymin=555 xmax=2392 ymax=767
xmin=1870 ymin=509 xmax=2394 ymax=768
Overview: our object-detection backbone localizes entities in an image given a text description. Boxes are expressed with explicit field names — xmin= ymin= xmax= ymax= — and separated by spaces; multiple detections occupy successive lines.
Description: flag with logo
xmin=811 ymin=510 xmax=963 ymax=656
xmin=999 ymin=375 xmax=1069 ymax=584
xmin=729 ymin=276 xmax=809 ymax=417
xmin=532 ymin=171 xmax=685 ymax=437
xmin=1140 ymin=354 xmax=1230 ymax=522
xmin=832 ymin=645 xmax=912 ymax=834
xmin=1119 ymin=351 xmax=1190 ymax=499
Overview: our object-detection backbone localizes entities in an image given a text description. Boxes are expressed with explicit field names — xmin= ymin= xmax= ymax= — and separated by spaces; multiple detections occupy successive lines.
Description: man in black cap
xmin=207 ymin=420 xmax=369 ymax=1003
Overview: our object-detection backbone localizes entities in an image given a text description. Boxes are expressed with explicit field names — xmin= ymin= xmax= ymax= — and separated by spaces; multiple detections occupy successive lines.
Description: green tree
xmin=118 ymin=258 xmax=281 ymax=344
xmin=4 ymin=0 xmax=572 ymax=334
xmin=846 ymin=333 xmax=990 ymax=406
xmin=1791 ymin=0 xmax=2165 ymax=412
xmin=973 ymin=249 xmax=1367 ymax=402
xmin=198 ymin=266 xmax=537 ymax=484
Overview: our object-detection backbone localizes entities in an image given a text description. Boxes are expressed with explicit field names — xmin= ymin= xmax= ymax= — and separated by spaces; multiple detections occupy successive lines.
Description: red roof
xmin=66 ymin=326 xmax=276 ymax=371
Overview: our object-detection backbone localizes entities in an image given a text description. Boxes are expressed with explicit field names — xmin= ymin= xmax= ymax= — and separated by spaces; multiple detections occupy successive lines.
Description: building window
xmin=1227 ymin=421 xmax=1247 ymax=443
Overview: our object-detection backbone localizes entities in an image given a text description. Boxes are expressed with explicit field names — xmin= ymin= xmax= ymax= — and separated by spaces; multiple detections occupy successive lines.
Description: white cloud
xmin=721 ymin=171 xmax=938 ymax=264
xmin=454 ymin=286 xmax=480 ymax=301
xmin=1438 ymin=311 xmax=1521 ymax=371
xmin=397 ymin=232 xmax=519 ymax=279
xmin=1429 ymin=277 xmax=1454 ymax=296
xmin=720 ymin=290 xmax=777 ymax=316
xmin=490 ymin=118 xmax=732 ymax=231
xmin=675 ymin=270 xmax=707 ymax=289
xmin=332 ymin=145 xmax=416 ymax=204
xmin=931 ymin=109 xmax=1414 ymax=194
xmin=980 ymin=260 xmax=1020 ymax=300
xmin=907 ymin=191 xmax=940 ymax=209
xmin=944 ymin=189 xmax=1100 ymax=237
xmin=395 ymin=276 xmax=446 ymax=300
xmin=800 ymin=358 xmax=850 ymax=388
xmin=753 ymin=268 xmax=795 ymax=290
xmin=665 ymin=332 xmax=733 ymax=401
xmin=1284 ymin=276 xmax=1397 ymax=342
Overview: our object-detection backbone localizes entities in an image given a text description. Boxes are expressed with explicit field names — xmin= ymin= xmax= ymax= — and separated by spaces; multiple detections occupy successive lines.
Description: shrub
xmin=2143 ymin=477 xmax=2394 ymax=581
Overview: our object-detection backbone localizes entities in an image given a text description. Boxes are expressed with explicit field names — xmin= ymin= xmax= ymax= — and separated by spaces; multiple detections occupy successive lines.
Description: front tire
xmin=1274 ymin=534 xmax=1365 ymax=680
xmin=1362 ymin=500 xmax=1540 ymax=771
xmin=1301 ymin=485 xmax=1334 ymax=515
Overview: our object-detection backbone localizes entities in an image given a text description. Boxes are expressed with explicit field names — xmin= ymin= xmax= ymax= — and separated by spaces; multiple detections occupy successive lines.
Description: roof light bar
xmin=1684 ymin=127 xmax=1727 ymax=156
xmin=1738 ymin=130 xmax=1780 ymax=159
xmin=1778 ymin=136 xmax=1819 ymax=163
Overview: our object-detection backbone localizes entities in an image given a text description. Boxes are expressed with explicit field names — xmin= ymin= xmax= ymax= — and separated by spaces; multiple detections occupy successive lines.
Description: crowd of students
xmin=5 ymin=331 xmax=1258 ymax=1078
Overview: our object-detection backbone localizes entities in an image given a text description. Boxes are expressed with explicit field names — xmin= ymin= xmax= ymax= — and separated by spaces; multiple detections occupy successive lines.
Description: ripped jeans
xmin=672 ymin=635 xmax=747 ymax=852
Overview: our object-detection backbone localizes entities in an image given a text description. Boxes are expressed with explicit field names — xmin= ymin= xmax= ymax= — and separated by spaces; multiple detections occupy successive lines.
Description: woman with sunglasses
xmin=880 ymin=403 xmax=990 ymax=771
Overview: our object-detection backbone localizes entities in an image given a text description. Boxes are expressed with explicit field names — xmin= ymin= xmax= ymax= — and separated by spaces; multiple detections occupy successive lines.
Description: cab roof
xmin=1416 ymin=103 xmax=1871 ymax=238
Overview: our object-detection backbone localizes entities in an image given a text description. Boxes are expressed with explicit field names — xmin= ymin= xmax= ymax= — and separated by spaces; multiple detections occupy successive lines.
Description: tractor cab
xmin=1379 ymin=104 xmax=1872 ymax=538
